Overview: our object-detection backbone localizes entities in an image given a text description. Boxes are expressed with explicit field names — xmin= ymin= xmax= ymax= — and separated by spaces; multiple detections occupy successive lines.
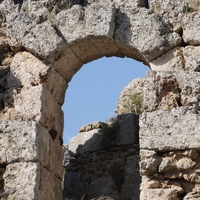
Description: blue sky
xmin=62 ymin=57 xmax=149 ymax=143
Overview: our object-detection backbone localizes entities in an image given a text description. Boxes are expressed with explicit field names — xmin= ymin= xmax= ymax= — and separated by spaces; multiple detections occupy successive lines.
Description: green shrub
xmin=123 ymin=93 xmax=143 ymax=115
xmin=183 ymin=3 xmax=190 ymax=13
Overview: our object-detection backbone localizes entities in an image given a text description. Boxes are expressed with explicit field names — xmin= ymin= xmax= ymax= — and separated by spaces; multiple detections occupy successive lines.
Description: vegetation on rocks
xmin=123 ymin=93 xmax=143 ymax=115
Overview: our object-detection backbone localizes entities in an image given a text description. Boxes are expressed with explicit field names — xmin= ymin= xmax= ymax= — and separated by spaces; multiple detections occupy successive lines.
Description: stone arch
xmin=1 ymin=0 xmax=197 ymax=199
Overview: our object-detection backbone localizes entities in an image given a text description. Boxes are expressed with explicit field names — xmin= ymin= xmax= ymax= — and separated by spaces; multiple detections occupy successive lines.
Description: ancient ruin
xmin=0 ymin=0 xmax=199 ymax=199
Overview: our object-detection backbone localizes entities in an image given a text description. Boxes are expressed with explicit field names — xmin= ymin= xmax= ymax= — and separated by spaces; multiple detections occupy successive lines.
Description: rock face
xmin=0 ymin=0 xmax=199 ymax=199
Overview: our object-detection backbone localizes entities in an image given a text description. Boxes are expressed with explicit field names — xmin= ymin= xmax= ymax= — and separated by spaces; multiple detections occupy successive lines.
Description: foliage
xmin=123 ymin=93 xmax=143 ymax=115
xmin=183 ymin=3 xmax=190 ymax=13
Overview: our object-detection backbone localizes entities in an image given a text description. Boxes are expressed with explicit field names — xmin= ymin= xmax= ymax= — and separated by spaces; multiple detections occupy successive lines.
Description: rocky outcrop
xmin=0 ymin=0 xmax=199 ymax=199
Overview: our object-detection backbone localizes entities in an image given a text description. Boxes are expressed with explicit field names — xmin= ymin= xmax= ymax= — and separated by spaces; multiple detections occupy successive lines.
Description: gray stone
xmin=0 ymin=0 xmax=199 ymax=199
xmin=176 ymin=157 xmax=196 ymax=171
xmin=116 ymin=114 xmax=139 ymax=146
xmin=3 ymin=162 xmax=39 ymax=200
xmin=140 ymin=150 xmax=161 ymax=176
xmin=140 ymin=107 xmax=200 ymax=151
xmin=114 ymin=7 xmax=181 ymax=61
xmin=0 ymin=121 xmax=38 ymax=164
xmin=63 ymin=171 xmax=80 ymax=200
xmin=68 ymin=129 xmax=103 ymax=155
xmin=159 ymin=157 xmax=176 ymax=173
xmin=184 ymin=192 xmax=200 ymax=200
xmin=85 ymin=1 xmax=115 ymax=37
xmin=88 ymin=178 xmax=114 ymax=199
xmin=182 ymin=12 xmax=200 ymax=45
xmin=22 ymin=21 xmax=66 ymax=60
xmin=7 ymin=13 xmax=43 ymax=43
xmin=140 ymin=188 xmax=180 ymax=200
xmin=183 ymin=46 xmax=200 ymax=72
xmin=149 ymin=47 xmax=185 ymax=71
xmin=53 ymin=5 xmax=86 ymax=43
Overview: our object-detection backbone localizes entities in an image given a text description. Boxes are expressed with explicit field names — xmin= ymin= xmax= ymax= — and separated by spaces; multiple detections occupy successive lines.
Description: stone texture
xmin=115 ymin=78 xmax=145 ymax=115
xmin=116 ymin=70 xmax=200 ymax=114
xmin=0 ymin=121 xmax=38 ymax=164
xmin=183 ymin=46 xmax=200 ymax=72
xmin=182 ymin=12 xmax=200 ymax=45
xmin=64 ymin=138 xmax=140 ymax=200
xmin=7 ymin=13 xmax=43 ymax=44
xmin=2 ymin=162 xmax=39 ymax=200
xmin=140 ymin=150 xmax=161 ymax=176
xmin=79 ymin=122 xmax=108 ymax=133
xmin=68 ymin=129 xmax=102 ymax=155
xmin=113 ymin=0 xmax=148 ymax=9
xmin=116 ymin=114 xmax=139 ymax=146
xmin=149 ymin=0 xmax=200 ymax=32
xmin=22 ymin=21 xmax=66 ymax=60
xmin=85 ymin=1 xmax=115 ymax=37
xmin=140 ymin=107 xmax=200 ymax=151
xmin=184 ymin=192 xmax=200 ymax=200
xmin=140 ymin=188 xmax=180 ymax=200
xmin=149 ymin=47 xmax=185 ymax=71
xmin=114 ymin=7 xmax=181 ymax=61
xmin=8 ymin=52 xmax=49 ymax=88
xmin=53 ymin=5 xmax=86 ymax=43
xmin=140 ymin=148 xmax=200 ymax=199
xmin=69 ymin=114 xmax=139 ymax=155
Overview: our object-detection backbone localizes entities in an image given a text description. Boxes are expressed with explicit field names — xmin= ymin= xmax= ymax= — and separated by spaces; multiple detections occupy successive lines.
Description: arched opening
xmin=62 ymin=57 xmax=149 ymax=143
xmin=62 ymin=56 xmax=149 ymax=199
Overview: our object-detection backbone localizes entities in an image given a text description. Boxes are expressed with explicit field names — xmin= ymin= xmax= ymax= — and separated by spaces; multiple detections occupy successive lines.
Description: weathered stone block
xmin=121 ymin=154 xmax=140 ymax=200
xmin=116 ymin=114 xmax=139 ymax=146
xmin=70 ymin=38 xmax=102 ymax=63
xmin=150 ymin=47 xmax=185 ymax=71
xmin=22 ymin=21 xmax=66 ymax=60
xmin=52 ymin=47 xmax=83 ymax=82
xmin=113 ymin=0 xmax=148 ymax=9
xmin=140 ymin=150 xmax=161 ymax=176
xmin=53 ymin=5 xmax=86 ymax=43
xmin=140 ymin=188 xmax=180 ymax=200
xmin=9 ymin=52 xmax=49 ymax=88
xmin=182 ymin=12 xmax=200 ymax=45
xmin=183 ymin=46 xmax=200 ymax=72
xmin=68 ymin=129 xmax=102 ymax=155
xmin=7 ymin=13 xmax=43 ymax=44
xmin=140 ymin=107 xmax=200 ymax=151
xmin=3 ymin=162 xmax=39 ymax=200
xmin=85 ymin=1 xmax=115 ymax=37
xmin=0 ymin=121 xmax=38 ymax=164
xmin=114 ymin=7 xmax=181 ymax=61
xmin=39 ymin=166 xmax=62 ymax=200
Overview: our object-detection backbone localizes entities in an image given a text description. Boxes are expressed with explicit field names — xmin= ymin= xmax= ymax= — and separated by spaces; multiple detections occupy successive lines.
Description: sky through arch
xmin=62 ymin=57 xmax=150 ymax=143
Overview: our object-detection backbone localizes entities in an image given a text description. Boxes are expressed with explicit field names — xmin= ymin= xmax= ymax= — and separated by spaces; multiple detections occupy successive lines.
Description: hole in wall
xmin=62 ymin=56 xmax=149 ymax=143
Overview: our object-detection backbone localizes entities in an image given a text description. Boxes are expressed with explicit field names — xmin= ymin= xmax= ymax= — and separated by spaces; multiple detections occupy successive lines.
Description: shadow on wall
xmin=63 ymin=113 xmax=141 ymax=200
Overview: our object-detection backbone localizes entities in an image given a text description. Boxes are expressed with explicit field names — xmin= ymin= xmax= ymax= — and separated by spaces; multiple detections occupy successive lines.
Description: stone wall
xmin=0 ymin=0 xmax=199 ymax=199
xmin=63 ymin=114 xmax=140 ymax=199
